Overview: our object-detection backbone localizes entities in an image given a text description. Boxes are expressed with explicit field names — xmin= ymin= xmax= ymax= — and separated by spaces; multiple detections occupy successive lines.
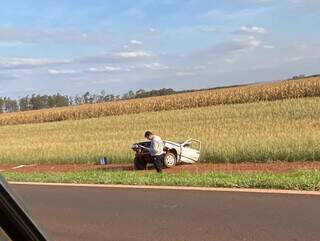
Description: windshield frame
xmin=0 ymin=175 xmax=49 ymax=241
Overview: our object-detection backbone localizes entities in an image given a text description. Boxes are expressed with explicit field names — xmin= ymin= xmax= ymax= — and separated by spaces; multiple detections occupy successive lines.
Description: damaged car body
xmin=131 ymin=138 xmax=201 ymax=169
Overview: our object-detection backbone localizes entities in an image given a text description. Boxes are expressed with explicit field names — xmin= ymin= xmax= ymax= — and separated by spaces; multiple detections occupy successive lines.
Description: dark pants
xmin=152 ymin=155 xmax=164 ymax=173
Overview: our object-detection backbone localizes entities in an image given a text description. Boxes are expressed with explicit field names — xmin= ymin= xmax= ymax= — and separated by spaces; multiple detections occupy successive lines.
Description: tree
xmin=19 ymin=96 xmax=30 ymax=111
xmin=0 ymin=87 xmax=177 ymax=113
xmin=47 ymin=95 xmax=55 ymax=108
xmin=97 ymin=90 xmax=106 ymax=103
xmin=122 ymin=90 xmax=135 ymax=99
xmin=2 ymin=97 xmax=18 ymax=112
xmin=83 ymin=92 xmax=91 ymax=104
xmin=74 ymin=95 xmax=83 ymax=105
xmin=136 ymin=89 xmax=145 ymax=95
xmin=0 ymin=97 xmax=4 ymax=113
xmin=68 ymin=96 xmax=74 ymax=105
xmin=54 ymin=93 xmax=69 ymax=107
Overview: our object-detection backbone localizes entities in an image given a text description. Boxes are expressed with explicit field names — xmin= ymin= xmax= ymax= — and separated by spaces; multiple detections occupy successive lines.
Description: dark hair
xmin=144 ymin=131 xmax=153 ymax=138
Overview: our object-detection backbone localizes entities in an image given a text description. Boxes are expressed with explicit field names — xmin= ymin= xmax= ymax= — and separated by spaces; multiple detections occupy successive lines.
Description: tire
xmin=134 ymin=156 xmax=147 ymax=170
xmin=164 ymin=152 xmax=177 ymax=168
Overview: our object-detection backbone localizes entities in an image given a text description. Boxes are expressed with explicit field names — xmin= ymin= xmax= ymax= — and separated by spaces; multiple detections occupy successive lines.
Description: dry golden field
xmin=0 ymin=97 xmax=319 ymax=164
xmin=0 ymin=76 xmax=319 ymax=126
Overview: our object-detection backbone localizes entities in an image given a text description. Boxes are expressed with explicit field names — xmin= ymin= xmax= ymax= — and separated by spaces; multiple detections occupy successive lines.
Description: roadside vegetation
xmin=0 ymin=97 xmax=319 ymax=164
xmin=0 ymin=76 xmax=319 ymax=126
xmin=4 ymin=170 xmax=320 ymax=191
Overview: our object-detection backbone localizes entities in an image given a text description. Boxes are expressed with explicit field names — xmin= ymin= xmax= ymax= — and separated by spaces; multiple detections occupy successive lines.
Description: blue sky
xmin=1 ymin=0 xmax=320 ymax=97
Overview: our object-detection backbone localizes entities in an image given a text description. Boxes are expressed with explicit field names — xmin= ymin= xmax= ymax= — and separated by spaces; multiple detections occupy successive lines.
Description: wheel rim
xmin=166 ymin=154 xmax=175 ymax=167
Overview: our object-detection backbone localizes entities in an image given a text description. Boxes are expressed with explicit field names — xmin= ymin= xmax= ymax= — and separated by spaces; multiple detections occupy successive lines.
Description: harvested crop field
xmin=2 ymin=162 xmax=320 ymax=174
xmin=0 ymin=97 xmax=319 ymax=164
xmin=0 ymin=77 xmax=319 ymax=126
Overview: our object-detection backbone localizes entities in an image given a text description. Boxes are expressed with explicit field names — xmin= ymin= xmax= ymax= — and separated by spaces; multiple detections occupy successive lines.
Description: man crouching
xmin=144 ymin=131 xmax=164 ymax=173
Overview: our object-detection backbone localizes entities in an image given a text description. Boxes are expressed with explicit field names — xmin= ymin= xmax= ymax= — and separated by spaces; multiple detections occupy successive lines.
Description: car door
xmin=180 ymin=139 xmax=201 ymax=163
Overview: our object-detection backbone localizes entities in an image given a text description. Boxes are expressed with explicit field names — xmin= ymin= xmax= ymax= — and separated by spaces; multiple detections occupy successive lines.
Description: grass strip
xmin=3 ymin=170 xmax=320 ymax=191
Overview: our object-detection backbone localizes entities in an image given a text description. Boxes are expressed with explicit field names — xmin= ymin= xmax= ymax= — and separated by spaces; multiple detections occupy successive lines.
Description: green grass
xmin=0 ymin=97 xmax=319 ymax=164
xmin=4 ymin=170 xmax=320 ymax=191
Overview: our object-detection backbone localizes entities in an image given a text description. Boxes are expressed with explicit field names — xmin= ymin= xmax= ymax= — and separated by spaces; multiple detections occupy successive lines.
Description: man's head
xmin=144 ymin=131 xmax=153 ymax=140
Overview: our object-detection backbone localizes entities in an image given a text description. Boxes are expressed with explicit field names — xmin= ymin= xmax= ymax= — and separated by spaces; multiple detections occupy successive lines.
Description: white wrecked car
xmin=131 ymin=138 xmax=201 ymax=169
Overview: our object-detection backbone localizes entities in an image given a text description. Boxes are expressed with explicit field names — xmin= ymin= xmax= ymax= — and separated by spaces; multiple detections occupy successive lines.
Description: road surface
xmin=11 ymin=184 xmax=320 ymax=241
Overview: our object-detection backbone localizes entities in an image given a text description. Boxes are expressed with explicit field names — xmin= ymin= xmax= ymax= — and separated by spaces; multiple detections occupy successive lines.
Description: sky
xmin=0 ymin=0 xmax=320 ymax=98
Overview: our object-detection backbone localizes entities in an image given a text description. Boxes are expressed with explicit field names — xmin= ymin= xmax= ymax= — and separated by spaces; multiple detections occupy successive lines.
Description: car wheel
xmin=164 ymin=152 xmax=177 ymax=168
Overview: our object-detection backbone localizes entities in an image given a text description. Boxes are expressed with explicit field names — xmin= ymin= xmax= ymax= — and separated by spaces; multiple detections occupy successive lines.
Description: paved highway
xmin=11 ymin=184 xmax=320 ymax=241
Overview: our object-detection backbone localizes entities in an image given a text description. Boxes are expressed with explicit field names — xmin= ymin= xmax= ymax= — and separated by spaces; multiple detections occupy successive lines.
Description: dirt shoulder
xmin=1 ymin=161 xmax=320 ymax=174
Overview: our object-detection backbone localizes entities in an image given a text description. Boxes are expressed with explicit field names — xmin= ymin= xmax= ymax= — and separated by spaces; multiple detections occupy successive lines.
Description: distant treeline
xmin=0 ymin=88 xmax=176 ymax=113
xmin=289 ymin=74 xmax=320 ymax=80
xmin=1 ymin=73 xmax=318 ymax=113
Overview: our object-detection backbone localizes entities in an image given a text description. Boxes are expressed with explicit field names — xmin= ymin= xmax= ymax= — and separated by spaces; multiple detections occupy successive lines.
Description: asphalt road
xmin=11 ymin=184 xmax=320 ymax=241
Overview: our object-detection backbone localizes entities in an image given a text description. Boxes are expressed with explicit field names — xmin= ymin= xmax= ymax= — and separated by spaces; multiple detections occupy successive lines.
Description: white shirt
xmin=148 ymin=135 xmax=164 ymax=156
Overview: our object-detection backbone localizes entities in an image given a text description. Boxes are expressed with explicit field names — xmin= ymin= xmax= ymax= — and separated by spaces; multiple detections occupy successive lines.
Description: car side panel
xmin=137 ymin=140 xmax=201 ymax=164
xmin=180 ymin=147 xmax=200 ymax=163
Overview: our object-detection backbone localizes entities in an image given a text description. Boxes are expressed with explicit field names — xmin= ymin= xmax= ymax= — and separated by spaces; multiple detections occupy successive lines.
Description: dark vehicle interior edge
xmin=0 ymin=175 xmax=49 ymax=241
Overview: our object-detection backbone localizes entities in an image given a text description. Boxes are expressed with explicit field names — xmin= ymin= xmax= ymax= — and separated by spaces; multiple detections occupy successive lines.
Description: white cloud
xmin=0 ymin=49 xmax=155 ymax=71
xmin=148 ymin=27 xmax=158 ymax=33
xmin=112 ymin=51 xmax=152 ymax=59
xmin=235 ymin=25 xmax=267 ymax=34
xmin=144 ymin=62 xmax=169 ymax=70
xmin=224 ymin=35 xmax=262 ymax=51
xmin=49 ymin=65 xmax=123 ymax=75
xmin=24 ymin=88 xmax=37 ymax=92
xmin=48 ymin=69 xmax=77 ymax=75
xmin=87 ymin=67 xmax=101 ymax=72
xmin=176 ymin=71 xmax=195 ymax=76
xmin=263 ymin=45 xmax=275 ymax=49
xmin=246 ymin=35 xmax=262 ymax=48
xmin=130 ymin=40 xmax=143 ymax=45
xmin=76 ymin=50 xmax=154 ymax=65
xmin=105 ymin=66 xmax=122 ymax=71
xmin=0 ymin=57 xmax=72 ymax=70
xmin=194 ymin=35 xmax=265 ymax=62
xmin=87 ymin=66 xmax=122 ymax=72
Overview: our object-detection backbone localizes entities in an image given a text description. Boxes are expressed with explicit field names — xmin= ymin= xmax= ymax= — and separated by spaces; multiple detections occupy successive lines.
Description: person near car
xmin=144 ymin=131 xmax=164 ymax=173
